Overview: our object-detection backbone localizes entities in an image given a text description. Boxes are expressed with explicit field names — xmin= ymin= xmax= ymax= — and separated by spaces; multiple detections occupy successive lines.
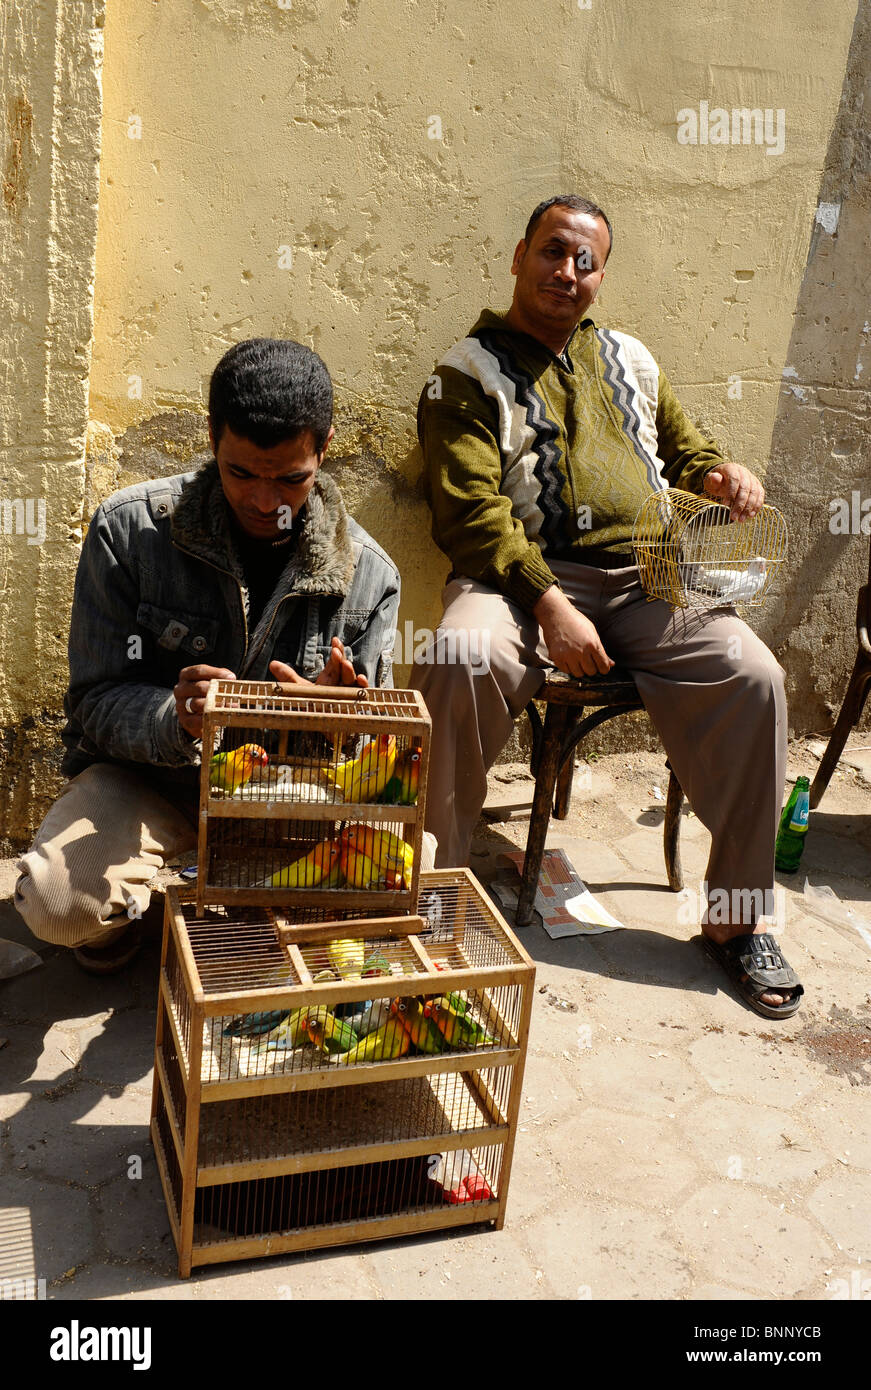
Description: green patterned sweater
xmin=418 ymin=309 xmax=727 ymax=611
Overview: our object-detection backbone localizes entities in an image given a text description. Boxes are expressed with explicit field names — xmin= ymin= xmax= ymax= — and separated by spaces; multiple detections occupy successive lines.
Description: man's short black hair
xmin=523 ymin=195 xmax=614 ymax=261
xmin=208 ymin=338 xmax=334 ymax=453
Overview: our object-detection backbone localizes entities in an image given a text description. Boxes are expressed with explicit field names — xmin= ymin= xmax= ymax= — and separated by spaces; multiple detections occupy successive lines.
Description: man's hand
xmin=269 ymin=637 xmax=368 ymax=690
xmin=533 ymin=586 xmax=614 ymax=678
xmin=175 ymin=663 xmax=238 ymax=738
xmin=704 ymin=461 xmax=764 ymax=522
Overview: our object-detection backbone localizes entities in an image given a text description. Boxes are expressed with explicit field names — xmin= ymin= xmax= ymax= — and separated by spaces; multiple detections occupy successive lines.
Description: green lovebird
xmin=209 ymin=743 xmax=269 ymax=794
xmin=302 ymin=1006 xmax=358 ymax=1054
xmin=361 ymin=949 xmax=392 ymax=978
xmin=378 ymin=748 xmax=421 ymax=805
xmin=391 ymin=995 xmax=445 ymax=1054
xmin=336 ymin=1016 xmax=411 ymax=1064
xmin=424 ymin=996 xmax=496 ymax=1049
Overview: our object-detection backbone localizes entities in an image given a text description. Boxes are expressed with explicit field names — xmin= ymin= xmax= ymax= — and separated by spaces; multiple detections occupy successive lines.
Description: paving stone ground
xmin=1 ymin=734 xmax=869 ymax=1302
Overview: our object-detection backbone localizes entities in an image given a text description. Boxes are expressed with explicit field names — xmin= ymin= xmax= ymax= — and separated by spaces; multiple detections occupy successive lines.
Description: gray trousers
xmin=409 ymin=561 xmax=787 ymax=909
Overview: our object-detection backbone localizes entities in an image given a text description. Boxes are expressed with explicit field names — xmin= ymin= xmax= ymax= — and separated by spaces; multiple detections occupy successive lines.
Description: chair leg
xmin=663 ymin=768 xmax=684 ymax=891
xmin=809 ymin=656 xmax=871 ymax=809
xmin=517 ymin=704 xmax=569 ymax=927
xmin=526 ymin=701 xmax=544 ymax=778
xmin=554 ymin=753 xmax=575 ymax=820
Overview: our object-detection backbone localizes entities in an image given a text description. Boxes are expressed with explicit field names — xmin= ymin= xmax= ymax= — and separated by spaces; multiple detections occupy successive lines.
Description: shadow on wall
xmin=759 ymin=0 xmax=871 ymax=735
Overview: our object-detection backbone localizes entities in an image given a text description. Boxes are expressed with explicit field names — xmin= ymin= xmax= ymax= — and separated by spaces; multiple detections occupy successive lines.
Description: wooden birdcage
xmin=197 ymin=682 xmax=430 ymax=916
xmin=632 ymin=488 xmax=788 ymax=610
xmin=151 ymin=876 xmax=535 ymax=1276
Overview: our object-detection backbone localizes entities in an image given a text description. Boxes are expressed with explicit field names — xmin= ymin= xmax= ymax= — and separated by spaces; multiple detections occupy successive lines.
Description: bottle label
xmin=789 ymin=798 xmax=809 ymax=831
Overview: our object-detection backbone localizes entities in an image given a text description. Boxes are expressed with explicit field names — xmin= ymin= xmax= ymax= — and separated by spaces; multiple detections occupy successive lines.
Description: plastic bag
xmin=0 ymin=937 xmax=43 ymax=979
xmin=803 ymin=879 xmax=871 ymax=952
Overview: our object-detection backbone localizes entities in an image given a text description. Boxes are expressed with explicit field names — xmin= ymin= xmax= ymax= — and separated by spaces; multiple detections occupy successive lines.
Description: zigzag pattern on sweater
xmin=595 ymin=328 xmax=666 ymax=493
xmin=474 ymin=329 xmax=573 ymax=552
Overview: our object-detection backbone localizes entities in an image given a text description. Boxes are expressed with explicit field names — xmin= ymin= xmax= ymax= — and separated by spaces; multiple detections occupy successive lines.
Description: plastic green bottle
xmin=775 ymin=775 xmax=810 ymax=873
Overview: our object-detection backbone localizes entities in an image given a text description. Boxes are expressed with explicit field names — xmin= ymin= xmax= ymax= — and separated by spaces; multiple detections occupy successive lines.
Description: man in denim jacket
xmin=15 ymin=338 xmax=400 ymax=971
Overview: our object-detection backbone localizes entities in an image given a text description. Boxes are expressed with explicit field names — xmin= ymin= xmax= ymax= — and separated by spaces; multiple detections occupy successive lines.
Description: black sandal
xmin=73 ymin=923 xmax=143 ymax=976
xmin=698 ymin=931 xmax=804 ymax=1019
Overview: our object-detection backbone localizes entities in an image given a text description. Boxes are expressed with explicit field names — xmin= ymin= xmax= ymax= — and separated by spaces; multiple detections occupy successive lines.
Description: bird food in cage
xmin=197 ymin=682 xmax=430 ymax=914
xmin=632 ymin=487 xmax=787 ymax=610
xmin=151 ymin=873 xmax=535 ymax=1274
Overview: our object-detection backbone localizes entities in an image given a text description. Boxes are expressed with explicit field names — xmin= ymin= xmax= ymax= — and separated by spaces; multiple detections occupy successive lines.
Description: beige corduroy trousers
xmin=410 ymin=561 xmax=787 ymax=913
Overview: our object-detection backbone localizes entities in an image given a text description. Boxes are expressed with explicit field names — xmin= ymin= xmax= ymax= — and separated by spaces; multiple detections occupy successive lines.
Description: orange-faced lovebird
xmin=341 ymin=824 xmax=413 ymax=889
xmin=269 ymin=839 xmax=341 ymax=888
xmin=209 ymin=743 xmax=269 ymax=794
xmin=424 ymin=996 xmax=496 ymax=1049
xmin=391 ymin=995 xmax=445 ymax=1054
xmin=338 ymin=832 xmax=396 ymax=891
xmin=379 ymin=748 xmax=421 ymax=805
xmin=301 ymin=1006 xmax=359 ymax=1055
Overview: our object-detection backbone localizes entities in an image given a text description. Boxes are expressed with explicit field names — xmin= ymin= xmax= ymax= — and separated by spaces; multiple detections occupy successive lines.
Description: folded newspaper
xmin=490 ymin=847 xmax=624 ymax=939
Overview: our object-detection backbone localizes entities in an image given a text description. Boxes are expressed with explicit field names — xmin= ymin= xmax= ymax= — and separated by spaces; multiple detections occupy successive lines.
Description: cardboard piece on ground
xmin=494 ymin=847 xmax=624 ymax=938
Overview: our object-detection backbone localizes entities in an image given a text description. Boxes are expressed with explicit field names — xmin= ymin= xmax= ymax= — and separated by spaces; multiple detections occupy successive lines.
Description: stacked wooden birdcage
xmin=151 ymin=681 xmax=535 ymax=1276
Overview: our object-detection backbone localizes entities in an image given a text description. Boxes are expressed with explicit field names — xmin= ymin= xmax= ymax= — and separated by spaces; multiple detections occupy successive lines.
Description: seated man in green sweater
xmin=411 ymin=194 xmax=801 ymax=1019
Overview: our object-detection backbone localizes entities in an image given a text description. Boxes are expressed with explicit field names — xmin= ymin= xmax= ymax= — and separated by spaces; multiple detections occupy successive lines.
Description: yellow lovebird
xmin=209 ymin=743 xmax=269 ymax=794
xmin=256 ymin=1009 xmax=308 ymax=1051
xmin=268 ymin=839 xmax=341 ymax=888
xmin=328 ymin=937 xmax=366 ymax=978
xmin=338 ymin=831 xmax=402 ymax=891
xmin=336 ymin=1016 xmax=411 ymax=1064
xmin=340 ymin=843 xmax=388 ymax=890
xmin=341 ymin=824 xmax=414 ymax=890
xmin=331 ymin=734 xmax=396 ymax=803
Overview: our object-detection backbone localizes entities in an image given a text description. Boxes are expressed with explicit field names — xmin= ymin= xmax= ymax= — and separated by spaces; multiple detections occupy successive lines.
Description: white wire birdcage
xmin=632 ymin=488 xmax=788 ymax=610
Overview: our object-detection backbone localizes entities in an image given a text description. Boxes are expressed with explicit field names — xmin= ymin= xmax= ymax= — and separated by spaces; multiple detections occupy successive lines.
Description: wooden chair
xmin=809 ymin=541 xmax=871 ymax=809
xmin=516 ymin=669 xmax=685 ymax=927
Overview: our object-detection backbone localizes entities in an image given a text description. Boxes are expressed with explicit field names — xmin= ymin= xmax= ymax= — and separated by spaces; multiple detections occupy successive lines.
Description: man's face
xmin=510 ymin=206 xmax=609 ymax=338
xmin=210 ymin=423 xmax=334 ymax=540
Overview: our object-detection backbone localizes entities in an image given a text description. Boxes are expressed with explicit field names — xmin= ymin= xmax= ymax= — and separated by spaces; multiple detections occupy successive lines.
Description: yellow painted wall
xmin=88 ymin=0 xmax=860 ymax=681
xmin=2 ymin=0 xmax=868 ymax=845
xmin=0 ymin=1 xmax=104 ymax=848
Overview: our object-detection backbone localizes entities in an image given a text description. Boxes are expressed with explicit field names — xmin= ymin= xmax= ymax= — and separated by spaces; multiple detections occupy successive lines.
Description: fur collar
xmin=171 ymin=459 xmax=356 ymax=598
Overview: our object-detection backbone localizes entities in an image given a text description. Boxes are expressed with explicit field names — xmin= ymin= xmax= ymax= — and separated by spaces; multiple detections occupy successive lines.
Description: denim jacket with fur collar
xmin=61 ymin=461 xmax=400 ymax=782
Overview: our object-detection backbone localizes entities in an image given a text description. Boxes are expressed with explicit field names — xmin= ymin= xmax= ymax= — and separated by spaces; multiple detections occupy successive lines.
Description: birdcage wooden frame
xmin=632 ymin=488 xmax=788 ymax=610
xmin=151 ymin=875 xmax=535 ymax=1276
xmin=197 ymin=681 xmax=431 ymax=916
